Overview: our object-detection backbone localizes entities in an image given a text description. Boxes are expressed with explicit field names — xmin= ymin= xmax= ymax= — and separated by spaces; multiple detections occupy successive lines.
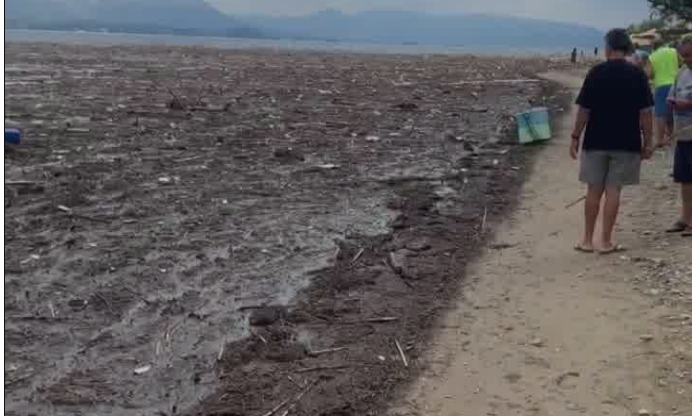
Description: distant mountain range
xmin=4 ymin=0 xmax=263 ymax=38
xmin=6 ymin=1 xmax=603 ymax=48
xmin=243 ymin=9 xmax=603 ymax=48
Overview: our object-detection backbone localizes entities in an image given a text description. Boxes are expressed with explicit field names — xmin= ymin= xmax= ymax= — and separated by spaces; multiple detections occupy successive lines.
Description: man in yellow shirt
xmin=647 ymin=41 xmax=680 ymax=146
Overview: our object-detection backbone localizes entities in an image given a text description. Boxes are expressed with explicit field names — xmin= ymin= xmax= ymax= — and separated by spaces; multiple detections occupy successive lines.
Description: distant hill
xmin=5 ymin=0 xmax=264 ymax=38
xmin=5 ymin=2 xmax=604 ymax=48
xmin=242 ymin=9 xmax=604 ymax=48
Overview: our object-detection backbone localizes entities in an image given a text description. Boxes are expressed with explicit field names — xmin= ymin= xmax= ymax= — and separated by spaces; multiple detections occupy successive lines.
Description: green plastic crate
xmin=516 ymin=107 xmax=552 ymax=144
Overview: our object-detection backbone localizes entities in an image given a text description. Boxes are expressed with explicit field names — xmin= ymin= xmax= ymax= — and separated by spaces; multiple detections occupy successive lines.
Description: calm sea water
xmin=5 ymin=29 xmax=567 ymax=57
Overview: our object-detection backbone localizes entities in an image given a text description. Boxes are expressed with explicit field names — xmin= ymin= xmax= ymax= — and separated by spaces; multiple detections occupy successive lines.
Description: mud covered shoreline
xmin=4 ymin=43 xmax=575 ymax=415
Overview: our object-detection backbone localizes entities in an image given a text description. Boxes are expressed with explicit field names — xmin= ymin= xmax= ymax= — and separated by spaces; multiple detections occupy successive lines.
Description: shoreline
xmin=4 ymin=30 xmax=585 ymax=58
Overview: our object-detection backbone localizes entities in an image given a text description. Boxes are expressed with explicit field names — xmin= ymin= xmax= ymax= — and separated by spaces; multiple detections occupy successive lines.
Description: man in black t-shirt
xmin=571 ymin=28 xmax=655 ymax=254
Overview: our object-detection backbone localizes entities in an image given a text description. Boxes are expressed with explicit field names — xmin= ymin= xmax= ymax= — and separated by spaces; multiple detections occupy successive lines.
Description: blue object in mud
xmin=5 ymin=128 xmax=21 ymax=144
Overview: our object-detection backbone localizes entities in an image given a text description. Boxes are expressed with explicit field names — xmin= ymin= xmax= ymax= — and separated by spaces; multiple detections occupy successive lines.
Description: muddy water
xmin=4 ymin=43 xmax=546 ymax=415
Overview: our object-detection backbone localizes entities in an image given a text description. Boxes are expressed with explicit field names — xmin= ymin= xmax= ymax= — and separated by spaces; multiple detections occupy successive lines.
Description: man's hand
xmin=668 ymin=97 xmax=692 ymax=111
xmin=569 ymin=135 xmax=580 ymax=160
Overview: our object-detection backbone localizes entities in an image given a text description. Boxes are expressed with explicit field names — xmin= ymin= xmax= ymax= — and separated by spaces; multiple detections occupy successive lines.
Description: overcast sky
xmin=208 ymin=0 xmax=652 ymax=29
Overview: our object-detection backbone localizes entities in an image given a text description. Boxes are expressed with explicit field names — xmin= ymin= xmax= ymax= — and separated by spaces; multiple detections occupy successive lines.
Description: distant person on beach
xmin=647 ymin=41 xmax=680 ymax=147
xmin=665 ymin=37 xmax=692 ymax=236
xmin=594 ymin=47 xmax=599 ymax=57
xmin=571 ymin=28 xmax=654 ymax=254
xmin=571 ymin=48 xmax=578 ymax=64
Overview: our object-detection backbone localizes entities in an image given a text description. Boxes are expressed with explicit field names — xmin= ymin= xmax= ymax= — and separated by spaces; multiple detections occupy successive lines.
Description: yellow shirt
xmin=650 ymin=46 xmax=679 ymax=88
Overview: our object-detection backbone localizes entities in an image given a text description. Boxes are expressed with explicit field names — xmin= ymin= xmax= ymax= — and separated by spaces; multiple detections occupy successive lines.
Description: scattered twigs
xmin=259 ymin=397 xmax=292 ymax=416
xmin=481 ymin=206 xmax=488 ymax=232
xmin=279 ymin=378 xmax=320 ymax=416
xmin=93 ymin=292 xmax=114 ymax=315
xmin=150 ymin=78 xmax=187 ymax=111
xmin=395 ymin=340 xmax=409 ymax=367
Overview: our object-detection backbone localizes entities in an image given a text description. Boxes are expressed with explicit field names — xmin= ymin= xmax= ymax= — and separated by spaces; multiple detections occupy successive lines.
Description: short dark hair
xmin=605 ymin=28 xmax=634 ymax=54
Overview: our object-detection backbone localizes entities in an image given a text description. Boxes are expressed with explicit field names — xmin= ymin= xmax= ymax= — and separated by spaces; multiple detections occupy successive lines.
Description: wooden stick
xmin=4 ymin=180 xmax=38 ymax=186
xmin=56 ymin=205 xmax=110 ymax=224
xmin=395 ymin=340 xmax=409 ymax=367
xmin=364 ymin=317 xmax=399 ymax=323
xmin=308 ymin=347 xmax=346 ymax=356
xmin=295 ymin=365 xmax=349 ymax=373
xmin=259 ymin=397 xmax=292 ymax=416
xmin=252 ymin=331 xmax=268 ymax=344
xmin=339 ymin=316 xmax=400 ymax=325
xmin=217 ymin=339 xmax=226 ymax=362
xmin=351 ymin=248 xmax=365 ymax=264
xmin=565 ymin=195 xmax=586 ymax=209
xmin=449 ymin=79 xmax=541 ymax=86
xmin=481 ymin=206 xmax=488 ymax=232
xmin=286 ymin=375 xmax=304 ymax=388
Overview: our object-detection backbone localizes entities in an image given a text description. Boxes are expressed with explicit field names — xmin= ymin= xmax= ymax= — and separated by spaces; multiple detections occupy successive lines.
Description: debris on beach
xmin=3 ymin=42 xmax=574 ymax=416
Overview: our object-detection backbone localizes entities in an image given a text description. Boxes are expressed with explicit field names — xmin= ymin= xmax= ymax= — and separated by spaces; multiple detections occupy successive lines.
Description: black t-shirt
xmin=576 ymin=60 xmax=654 ymax=152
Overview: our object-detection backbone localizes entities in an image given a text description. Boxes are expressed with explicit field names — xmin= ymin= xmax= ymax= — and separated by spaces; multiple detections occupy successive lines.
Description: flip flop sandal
xmin=598 ymin=245 xmax=627 ymax=255
xmin=666 ymin=220 xmax=689 ymax=233
xmin=574 ymin=245 xmax=594 ymax=253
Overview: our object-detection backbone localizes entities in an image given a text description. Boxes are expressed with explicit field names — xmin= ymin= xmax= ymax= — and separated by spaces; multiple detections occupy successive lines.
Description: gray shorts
xmin=579 ymin=150 xmax=641 ymax=187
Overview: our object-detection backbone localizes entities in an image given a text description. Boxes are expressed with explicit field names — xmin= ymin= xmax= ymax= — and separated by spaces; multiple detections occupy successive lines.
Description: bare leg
xmin=682 ymin=183 xmax=692 ymax=225
xmin=655 ymin=117 xmax=670 ymax=147
xmin=601 ymin=186 xmax=622 ymax=250
xmin=580 ymin=184 xmax=604 ymax=250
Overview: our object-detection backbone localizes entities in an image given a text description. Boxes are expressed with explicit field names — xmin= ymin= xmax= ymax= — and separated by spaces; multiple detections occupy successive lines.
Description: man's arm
xmin=645 ymin=59 xmax=654 ymax=80
xmin=570 ymin=106 xmax=589 ymax=159
xmin=665 ymin=79 xmax=679 ymax=144
xmin=669 ymin=98 xmax=692 ymax=111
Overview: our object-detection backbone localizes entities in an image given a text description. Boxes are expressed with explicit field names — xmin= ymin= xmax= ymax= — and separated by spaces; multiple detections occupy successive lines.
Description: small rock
xmin=638 ymin=409 xmax=650 ymax=416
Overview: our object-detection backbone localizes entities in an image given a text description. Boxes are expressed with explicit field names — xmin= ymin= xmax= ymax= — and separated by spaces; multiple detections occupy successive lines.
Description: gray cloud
xmin=208 ymin=0 xmax=651 ymax=29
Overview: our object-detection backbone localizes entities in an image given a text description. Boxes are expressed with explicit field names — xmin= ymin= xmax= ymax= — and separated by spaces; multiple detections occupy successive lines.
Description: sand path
xmin=393 ymin=71 xmax=691 ymax=416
